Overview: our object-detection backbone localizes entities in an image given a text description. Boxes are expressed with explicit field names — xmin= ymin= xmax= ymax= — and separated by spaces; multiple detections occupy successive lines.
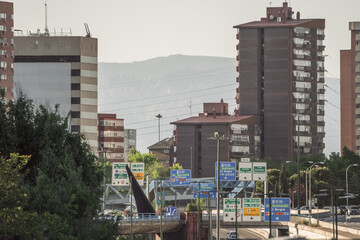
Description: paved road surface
xmin=210 ymin=228 xmax=266 ymax=240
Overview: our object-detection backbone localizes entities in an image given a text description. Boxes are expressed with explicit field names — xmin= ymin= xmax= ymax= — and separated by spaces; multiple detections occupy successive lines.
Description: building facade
xmin=148 ymin=137 xmax=174 ymax=168
xmin=0 ymin=1 xmax=14 ymax=101
xmin=234 ymin=2 xmax=325 ymax=164
xmin=98 ymin=113 xmax=124 ymax=163
xmin=14 ymin=35 xmax=98 ymax=152
xmin=124 ymin=129 xmax=136 ymax=160
xmin=171 ymin=100 xmax=260 ymax=178
xmin=340 ymin=22 xmax=360 ymax=154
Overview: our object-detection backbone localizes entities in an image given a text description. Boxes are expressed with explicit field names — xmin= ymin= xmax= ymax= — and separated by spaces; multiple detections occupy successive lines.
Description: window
xmin=0 ymin=61 xmax=6 ymax=69
xmin=0 ymin=25 xmax=6 ymax=31
xmin=294 ymin=60 xmax=311 ymax=67
xmin=317 ymin=29 xmax=324 ymax=35
xmin=0 ymin=13 xmax=6 ymax=19
xmin=0 ymin=74 xmax=6 ymax=80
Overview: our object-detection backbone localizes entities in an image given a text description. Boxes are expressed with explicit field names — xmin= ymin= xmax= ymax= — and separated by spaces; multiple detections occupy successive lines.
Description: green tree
xmin=0 ymin=96 xmax=117 ymax=239
xmin=279 ymin=163 xmax=289 ymax=194
xmin=127 ymin=149 xmax=159 ymax=172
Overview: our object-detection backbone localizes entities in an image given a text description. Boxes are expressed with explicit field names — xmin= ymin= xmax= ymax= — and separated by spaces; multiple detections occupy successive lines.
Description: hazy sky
xmin=10 ymin=0 xmax=360 ymax=78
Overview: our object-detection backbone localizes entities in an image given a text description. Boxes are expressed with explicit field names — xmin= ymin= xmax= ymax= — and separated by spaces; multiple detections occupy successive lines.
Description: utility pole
xmin=99 ymin=147 xmax=112 ymax=212
xmin=130 ymin=177 xmax=133 ymax=240
xmin=197 ymin=182 xmax=201 ymax=240
xmin=160 ymin=179 xmax=163 ymax=240
xmin=296 ymin=115 xmax=301 ymax=215
xmin=155 ymin=114 xmax=162 ymax=142
xmin=190 ymin=146 xmax=193 ymax=177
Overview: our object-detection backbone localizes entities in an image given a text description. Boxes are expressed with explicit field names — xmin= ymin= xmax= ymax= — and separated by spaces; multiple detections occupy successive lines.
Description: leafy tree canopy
xmin=0 ymin=95 xmax=117 ymax=239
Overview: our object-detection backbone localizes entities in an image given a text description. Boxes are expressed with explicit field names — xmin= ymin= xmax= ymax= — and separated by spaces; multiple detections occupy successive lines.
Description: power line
xmin=325 ymin=100 xmax=340 ymax=110
xmin=99 ymin=83 xmax=236 ymax=106
xmin=100 ymin=88 xmax=235 ymax=112
xmin=99 ymin=67 xmax=234 ymax=89
xmin=123 ymin=97 xmax=235 ymax=126
xmin=324 ymin=84 xmax=340 ymax=95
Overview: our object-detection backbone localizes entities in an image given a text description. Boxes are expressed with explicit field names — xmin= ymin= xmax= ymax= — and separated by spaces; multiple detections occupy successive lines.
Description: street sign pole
xmin=216 ymin=133 xmax=221 ymax=240
xmin=197 ymin=182 xmax=200 ymax=240
xmin=235 ymin=195 xmax=238 ymax=240
xmin=130 ymin=177 xmax=133 ymax=240
xmin=208 ymin=193 xmax=212 ymax=240
xmin=269 ymin=192 xmax=272 ymax=239
xmin=160 ymin=179 xmax=163 ymax=240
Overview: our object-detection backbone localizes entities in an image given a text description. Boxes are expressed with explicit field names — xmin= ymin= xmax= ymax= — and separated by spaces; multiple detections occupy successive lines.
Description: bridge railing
xmin=119 ymin=213 xmax=181 ymax=225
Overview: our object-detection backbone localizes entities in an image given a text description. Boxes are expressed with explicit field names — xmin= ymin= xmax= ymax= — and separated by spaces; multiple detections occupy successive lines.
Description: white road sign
xmin=223 ymin=198 xmax=241 ymax=222
xmin=112 ymin=162 xmax=130 ymax=186
xmin=242 ymin=198 xmax=261 ymax=222
xmin=239 ymin=162 xmax=252 ymax=181
xmin=130 ymin=162 xmax=145 ymax=186
xmin=252 ymin=162 xmax=267 ymax=181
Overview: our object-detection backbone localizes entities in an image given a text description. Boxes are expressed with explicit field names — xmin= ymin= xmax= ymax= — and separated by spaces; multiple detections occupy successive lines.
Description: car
xmin=347 ymin=205 xmax=360 ymax=216
xmin=227 ymin=230 xmax=239 ymax=240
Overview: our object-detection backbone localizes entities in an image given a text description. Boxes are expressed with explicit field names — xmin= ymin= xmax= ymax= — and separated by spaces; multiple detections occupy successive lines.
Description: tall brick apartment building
xmin=98 ymin=114 xmax=125 ymax=163
xmin=340 ymin=22 xmax=360 ymax=154
xmin=234 ymin=2 xmax=325 ymax=164
xmin=172 ymin=100 xmax=260 ymax=178
xmin=0 ymin=1 xmax=14 ymax=101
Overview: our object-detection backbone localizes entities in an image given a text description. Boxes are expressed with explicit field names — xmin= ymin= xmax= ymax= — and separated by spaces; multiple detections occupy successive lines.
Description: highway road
xmin=210 ymin=228 xmax=266 ymax=240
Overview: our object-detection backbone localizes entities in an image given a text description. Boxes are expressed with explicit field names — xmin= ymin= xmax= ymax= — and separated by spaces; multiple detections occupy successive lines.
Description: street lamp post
xmin=308 ymin=162 xmax=324 ymax=221
xmin=155 ymin=114 xmax=162 ymax=142
xmin=346 ymin=164 xmax=359 ymax=208
xmin=99 ymin=147 xmax=112 ymax=212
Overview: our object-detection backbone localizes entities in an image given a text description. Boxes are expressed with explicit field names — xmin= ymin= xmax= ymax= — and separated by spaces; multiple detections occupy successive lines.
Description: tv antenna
xmin=84 ymin=23 xmax=91 ymax=38
xmin=44 ymin=0 xmax=49 ymax=35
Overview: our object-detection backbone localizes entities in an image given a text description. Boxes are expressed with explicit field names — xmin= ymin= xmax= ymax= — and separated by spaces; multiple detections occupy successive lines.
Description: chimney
xmin=212 ymin=108 xmax=216 ymax=119
xmin=221 ymin=98 xmax=224 ymax=103
xmin=296 ymin=11 xmax=300 ymax=20
xmin=283 ymin=1 xmax=288 ymax=8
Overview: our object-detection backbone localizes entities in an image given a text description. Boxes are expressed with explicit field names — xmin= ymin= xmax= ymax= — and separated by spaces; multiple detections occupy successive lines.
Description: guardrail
xmin=119 ymin=213 xmax=181 ymax=225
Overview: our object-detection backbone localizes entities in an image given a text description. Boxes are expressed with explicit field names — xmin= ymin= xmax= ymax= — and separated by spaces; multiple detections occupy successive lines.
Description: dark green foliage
xmin=0 ymin=96 xmax=118 ymax=239
xmin=279 ymin=163 xmax=289 ymax=194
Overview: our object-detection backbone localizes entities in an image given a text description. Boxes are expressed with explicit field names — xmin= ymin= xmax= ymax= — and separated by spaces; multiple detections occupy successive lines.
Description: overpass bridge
xmin=105 ymin=178 xmax=255 ymax=208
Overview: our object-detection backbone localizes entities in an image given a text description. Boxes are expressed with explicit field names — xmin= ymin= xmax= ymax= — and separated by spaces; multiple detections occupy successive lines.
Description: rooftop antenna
xmin=84 ymin=23 xmax=91 ymax=38
xmin=189 ymin=100 xmax=192 ymax=116
xmin=44 ymin=1 xmax=49 ymax=35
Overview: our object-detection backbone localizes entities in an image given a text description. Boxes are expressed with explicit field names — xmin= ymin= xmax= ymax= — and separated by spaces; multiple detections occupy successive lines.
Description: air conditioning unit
xmin=277 ymin=17 xmax=282 ymax=22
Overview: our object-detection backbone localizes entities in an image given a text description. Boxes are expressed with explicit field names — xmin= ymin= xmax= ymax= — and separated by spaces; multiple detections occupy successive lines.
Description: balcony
xmin=236 ymin=33 xmax=240 ymax=40
xmin=293 ymin=87 xmax=312 ymax=93
xmin=317 ymin=110 xmax=325 ymax=115
xmin=317 ymin=121 xmax=325 ymax=126
xmin=317 ymin=35 xmax=325 ymax=40
xmin=356 ymin=45 xmax=360 ymax=51
xmin=356 ymin=34 xmax=360 ymax=41
xmin=317 ymin=45 xmax=325 ymax=51
xmin=293 ymin=54 xmax=311 ymax=60
xmin=317 ymin=132 xmax=325 ymax=138
xmin=317 ymin=143 xmax=325 ymax=149
xmin=317 ymin=78 xmax=325 ymax=83
xmin=293 ymin=97 xmax=311 ymax=104
xmin=317 ymin=56 xmax=325 ymax=61
xmin=294 ymin=76 xmax=312 ymax=82
xmin=317 ymin=99 xmax=325 ymax=105
xmin=317 ymin=89 xmax=325 ymax=94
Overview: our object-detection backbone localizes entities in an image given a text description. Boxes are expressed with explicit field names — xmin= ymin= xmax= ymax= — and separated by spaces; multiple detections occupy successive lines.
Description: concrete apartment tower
xmin=340 ymin=22 xmax=360 ymax=154
xmin=14 ymin=35 xmax=98 ymax=152
xmin=234 ymin=2 xmax=325 ymax=165
xmin=0 ymin=1 xmax=14 ymax=101
xmin=98 ymin=113 xmax=125 ymax=163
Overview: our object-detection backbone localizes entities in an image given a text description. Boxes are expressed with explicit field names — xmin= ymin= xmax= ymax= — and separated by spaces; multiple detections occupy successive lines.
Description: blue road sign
xmin=265 ymin=198 xmax=290 ymax=222
xmin=171 ymin=169 xmax=191 ymax=186
xmin=193 ymin=183 xmax=216 ymax=199
xmin=215 ymin=162 xmax=236 ymax=181
xmin=165 ymin=207 xmax=178 ymax=215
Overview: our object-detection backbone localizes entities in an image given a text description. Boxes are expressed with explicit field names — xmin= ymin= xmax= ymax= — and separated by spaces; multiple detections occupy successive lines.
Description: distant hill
xmin=98 ymin=54 xmax=238 ymax=153
xmin=98 ymin=54 xmax=340 ymax=156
